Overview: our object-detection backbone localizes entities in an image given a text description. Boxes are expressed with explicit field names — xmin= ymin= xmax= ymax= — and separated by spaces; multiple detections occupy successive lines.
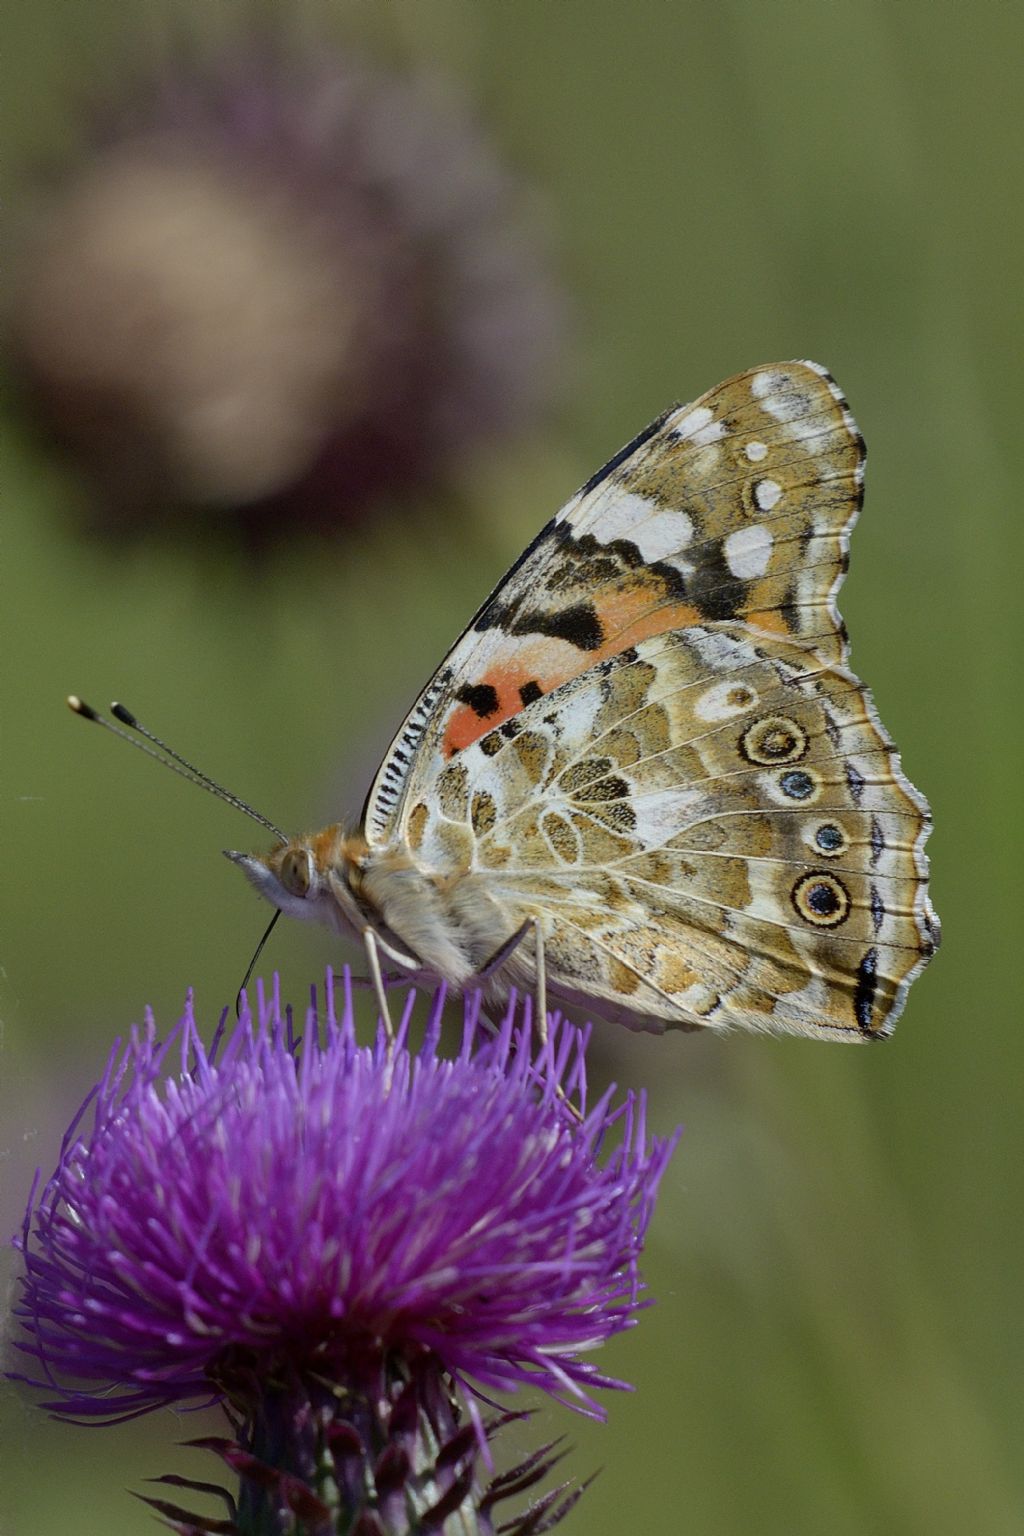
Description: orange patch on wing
xmin=442 ymin=590 xmax=701 ymax=758
xmin=445 ymin=676 xmax=524 ymax=754
xmin=595 ymin=592 xmax=700 ymax=653
xmin=745 ymin=608 xmax=791 ymax=638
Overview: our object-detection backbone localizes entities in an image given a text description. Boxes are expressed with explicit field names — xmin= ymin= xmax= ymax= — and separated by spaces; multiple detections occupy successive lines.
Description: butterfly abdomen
xmin=357 ymin=846 xmax=517 ymax=991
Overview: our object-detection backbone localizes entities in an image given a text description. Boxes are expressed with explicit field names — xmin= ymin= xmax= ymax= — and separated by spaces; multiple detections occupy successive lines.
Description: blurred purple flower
xmin=11 ymin=39 xmax=565 ymax=551
xmin=11 ymin=975 xmax=676 ymax=1533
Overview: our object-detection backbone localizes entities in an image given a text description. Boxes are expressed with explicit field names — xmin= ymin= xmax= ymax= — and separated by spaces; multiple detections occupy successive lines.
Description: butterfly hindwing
xmin=401 ymin=626 xmax=937 ymax=1039
xmin=365 ymin=361 xmax=864 ymax=845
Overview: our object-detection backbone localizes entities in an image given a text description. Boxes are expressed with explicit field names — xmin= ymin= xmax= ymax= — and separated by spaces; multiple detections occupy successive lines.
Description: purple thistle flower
xmin=11 ymin=975 xmax=677 ymax=1533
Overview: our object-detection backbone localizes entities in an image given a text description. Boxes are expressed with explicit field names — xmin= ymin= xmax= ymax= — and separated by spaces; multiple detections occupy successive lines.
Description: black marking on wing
xmin=870 ymin=815 xmax=885 ymax=866
xmin=778 ymin=585 xmax=800 ymax=636
xmin=545 ymin=542 xmax=627 ymax=593
xmin=578 ymin=775 xmax=631 ymax=802
xmin=846 ymin=762 xmax=866 ymax=804
xmin=510 ymin=600 xmax=604 ymax=651
xmin=475 ymin=517 xmax=690 ymax=643
xmin=854 ymin=946 xmax=879 ymax=1033
xmin=569 ymin=532 xmax=690 ymax=602
xmin=519 ymin=680 xmax=544 ymax=706
xmin=561 ymin=531 xmax=687 ymax=602
xmin=686 ymin=538 xmax=749 ymax=621
xmin=456 ymin=682 xmax=500 ymax=719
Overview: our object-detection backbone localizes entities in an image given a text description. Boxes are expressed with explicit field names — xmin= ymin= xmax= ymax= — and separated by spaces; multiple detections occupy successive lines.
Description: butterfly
xmin=231 ymin=362 xmax=939 ymax=1040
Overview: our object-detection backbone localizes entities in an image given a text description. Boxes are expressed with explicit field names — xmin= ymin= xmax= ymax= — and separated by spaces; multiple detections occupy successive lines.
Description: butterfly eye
xmin=278 ymin=847 xmax=312 ymax=899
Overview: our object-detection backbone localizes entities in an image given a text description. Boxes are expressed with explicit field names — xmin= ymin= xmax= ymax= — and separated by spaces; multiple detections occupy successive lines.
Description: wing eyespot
xmin=812 ymin=822 xmax=848 ymax=856
xmin=778 ymin=768 xmax=818 ymax=801
xmin=791 ymin=872 xmax=851 ymax=928
xmin=740 ymin=715 xmax=809 ymax=766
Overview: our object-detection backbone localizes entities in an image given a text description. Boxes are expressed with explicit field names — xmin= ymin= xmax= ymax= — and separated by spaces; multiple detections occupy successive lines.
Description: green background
xmin=2 ymin=3 xmax=1020 ymax=1533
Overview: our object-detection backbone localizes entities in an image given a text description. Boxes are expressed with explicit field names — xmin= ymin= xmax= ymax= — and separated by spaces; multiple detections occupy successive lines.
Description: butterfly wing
xmin=365 ymin=361 xmax=864 ymax=845
xmin=401 ymin=626 xmax=938 ymax=1039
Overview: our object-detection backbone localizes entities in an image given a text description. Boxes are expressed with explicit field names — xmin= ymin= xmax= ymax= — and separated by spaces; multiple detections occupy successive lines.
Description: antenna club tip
xmin=67 ymin=694 xmax=98 ymax=719
xmin=110 ymin=702 xmax=138 ymax=728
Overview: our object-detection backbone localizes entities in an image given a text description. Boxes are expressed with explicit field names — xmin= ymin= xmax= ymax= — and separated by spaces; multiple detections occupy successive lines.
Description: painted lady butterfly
xmin=233 ymin=362 xmax=939 ymax=1040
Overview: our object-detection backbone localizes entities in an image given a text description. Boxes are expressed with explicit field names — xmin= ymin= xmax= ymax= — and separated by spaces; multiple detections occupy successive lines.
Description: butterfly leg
xmin=362 ymin=926 xmax=395 ymax=1043
xmin=361 ymin=928 xmax=425 ymax=1045
xmin=528 ymin=918 xmax=581 ymax=1123
xmin=475 ymin=920 xmax=532 ymax=981
xmin=474 ymin=917 xmax=550 ymax=1042
xmin=531 ymin=916 xmax=549 ymax=1050
xmin=475 ymin=920 xmax=578 ymax=1122
xmin=474 ymin=918 xmax=549 ymax=1044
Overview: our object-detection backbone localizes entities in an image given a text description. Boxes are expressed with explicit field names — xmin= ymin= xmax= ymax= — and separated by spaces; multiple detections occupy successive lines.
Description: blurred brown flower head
xmin=11 ymin=43 xmax=565 ymax=548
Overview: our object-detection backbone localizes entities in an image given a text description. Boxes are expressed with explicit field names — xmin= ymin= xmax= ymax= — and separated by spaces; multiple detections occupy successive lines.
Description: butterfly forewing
xmin=364 ymin=361 xmax=863 ymax=845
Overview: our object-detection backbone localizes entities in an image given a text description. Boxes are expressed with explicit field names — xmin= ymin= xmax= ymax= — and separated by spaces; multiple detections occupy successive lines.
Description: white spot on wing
xmin=671 ymin=404 xmax=726 ymax=447
xmin=751 ymin=370 xmax=784 ymax=402
xmin=591 ymin=492 xmax=694 ymax=560
xmin=753 ymin=479 xmax=782 ymax=511
xmin=694 ymin=678 xmax=760 ymax=723
xmin=672 ymin=404 xmax=710 ymax=434
xmin=752 ymin=372 xmax=808 ymax=424
xmin=724 ymin=523 xmax=773 ymax=579
xmin=782 ymin=415 xmax=831 ymax=451
xmin=631 ymin=786 xmax=705 ymax=846
xmin=687 ymin=627 xmax=760 ymax=674
xmin=745 ymin=440 xmax=768 ymax=462
xmin=693 ymin=420 xmax=726 ymax=448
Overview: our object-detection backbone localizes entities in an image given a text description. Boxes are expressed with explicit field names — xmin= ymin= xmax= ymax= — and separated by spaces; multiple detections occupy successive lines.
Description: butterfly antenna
xmin=236 ymin=910 xmax=282 ymax=1017
xmin=67 ymin=695 xmax=288 ymax=844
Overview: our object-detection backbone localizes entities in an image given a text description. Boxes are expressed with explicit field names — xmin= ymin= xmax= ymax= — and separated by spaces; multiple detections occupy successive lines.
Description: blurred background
xmin=1 ymin=3 xmax=1020 ymax=1533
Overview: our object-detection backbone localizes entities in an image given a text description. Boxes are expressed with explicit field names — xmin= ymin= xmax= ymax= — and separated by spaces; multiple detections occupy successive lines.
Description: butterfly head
xmin=225 ymin=825 xmax=355 ymax=925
